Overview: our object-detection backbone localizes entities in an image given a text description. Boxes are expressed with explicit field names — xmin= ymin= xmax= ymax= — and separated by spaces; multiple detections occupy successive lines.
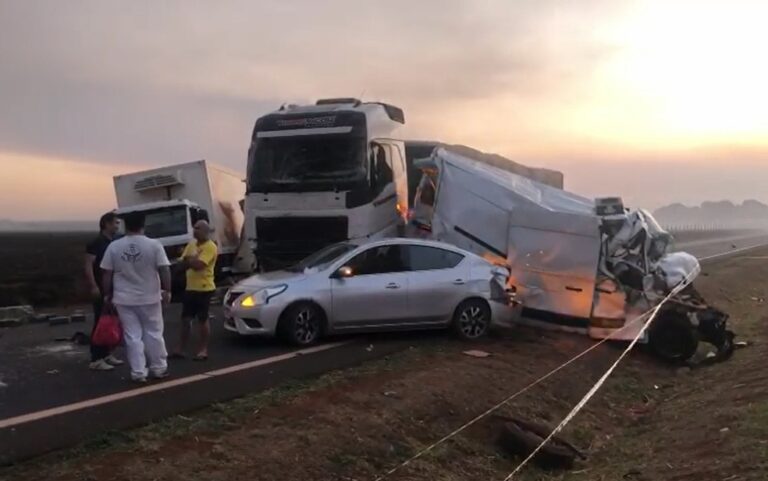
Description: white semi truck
xmin=244 ymin=98 xmax=409 ymax=270
xmin=113 ymin=160 xmax=247 ymax=284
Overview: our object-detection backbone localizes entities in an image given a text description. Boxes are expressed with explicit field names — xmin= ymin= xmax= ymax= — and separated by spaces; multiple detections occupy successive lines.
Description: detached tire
xmin=648 ymin=309 xmax=699 ymax=363
xmin=452 ymin=299 xmax=491 ymax=340
xmin=278 ymin=302 xmax=323 ymax=346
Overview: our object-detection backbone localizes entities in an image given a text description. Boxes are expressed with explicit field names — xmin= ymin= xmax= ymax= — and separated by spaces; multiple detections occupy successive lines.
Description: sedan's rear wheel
xmin=278 ymin=302 xmax=323 ymax=346
xmin=452 ymin=299 xmax=491 ymax=340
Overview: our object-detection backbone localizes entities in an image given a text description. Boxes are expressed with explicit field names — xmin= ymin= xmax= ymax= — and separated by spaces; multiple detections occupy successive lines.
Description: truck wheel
xmin=648 ymin=309 xmax=699 ymax=363
xmin=278 ymin=302 xmax=323 ymax=346
xmin=452 ymin=299 xmax=491 ymax=340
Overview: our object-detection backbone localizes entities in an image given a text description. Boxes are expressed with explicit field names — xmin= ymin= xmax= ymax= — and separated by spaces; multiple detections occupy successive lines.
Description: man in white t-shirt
xmin=100 ymin=211 xmax=172 ymax=383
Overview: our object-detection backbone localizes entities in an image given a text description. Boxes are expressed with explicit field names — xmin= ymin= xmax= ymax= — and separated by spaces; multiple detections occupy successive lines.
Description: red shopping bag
xmin=92 ymin=313 xmax=122 ymax=348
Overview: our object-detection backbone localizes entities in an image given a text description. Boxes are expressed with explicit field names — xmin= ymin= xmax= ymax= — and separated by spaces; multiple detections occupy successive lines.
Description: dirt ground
xmin=0 ymin=232 xmax=92 ymax=307
xmin=2 ymin=249 xmax=768 ymax=481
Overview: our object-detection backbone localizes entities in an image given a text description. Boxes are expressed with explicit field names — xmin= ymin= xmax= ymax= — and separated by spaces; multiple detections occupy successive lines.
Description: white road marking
xmin=0 ymin=342 xmax=348 ymax=430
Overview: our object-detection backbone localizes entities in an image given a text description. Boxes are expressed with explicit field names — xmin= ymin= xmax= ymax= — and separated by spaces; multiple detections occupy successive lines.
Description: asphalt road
xmin=1 ymin=232 xmax=767 ymax=464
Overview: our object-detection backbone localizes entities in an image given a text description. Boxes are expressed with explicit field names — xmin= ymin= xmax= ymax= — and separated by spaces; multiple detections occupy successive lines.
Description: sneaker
xmin=89 ymin=359 xmax=115 ymax=371
xmin=132 ymin=377 xmax=148 ymax=384
xmin=150 ymin=370 xmax=169 ymax=380
xmin=104 ymin=355 xmax=124 ymax=366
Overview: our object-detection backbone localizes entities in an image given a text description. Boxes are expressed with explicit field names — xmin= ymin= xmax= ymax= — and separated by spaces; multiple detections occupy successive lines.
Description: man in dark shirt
xmin=84 ymin=212 xmax=123 ymax=371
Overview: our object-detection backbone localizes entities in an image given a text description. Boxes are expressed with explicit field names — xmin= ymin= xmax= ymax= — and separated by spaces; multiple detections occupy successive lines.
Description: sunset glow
xmin=0 ymin=1 xmax=766 ymax=220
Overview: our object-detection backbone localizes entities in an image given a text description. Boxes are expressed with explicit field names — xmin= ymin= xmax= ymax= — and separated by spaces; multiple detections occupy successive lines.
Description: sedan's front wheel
xmin=452 ymin=299 xmax=491 ymax=340
xmin=278 ymin=302 xmax=323 ymax=346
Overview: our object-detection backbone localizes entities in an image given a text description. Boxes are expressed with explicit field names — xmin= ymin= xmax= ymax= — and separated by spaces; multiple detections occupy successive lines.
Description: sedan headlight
xmin=239 ymin=284 xmax=288 ymax=308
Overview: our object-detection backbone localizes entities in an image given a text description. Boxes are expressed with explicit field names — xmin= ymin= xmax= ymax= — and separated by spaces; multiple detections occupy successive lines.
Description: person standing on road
xmin=100 ymin=211 xmax=172 ymax=383
xmin=84 ymin=212 xmax=124 ymax=371
xmin=171 ymin=220 xmax=218 ymax=361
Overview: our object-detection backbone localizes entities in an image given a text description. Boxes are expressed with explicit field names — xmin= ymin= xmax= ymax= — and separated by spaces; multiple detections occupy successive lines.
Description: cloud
xmin=0 ymin=0 xmax=625 ymax=170
xmin=2 ymin=0 xmax=766 ymax=217
xmin=0 ymin=150 xmax=135 ymax=221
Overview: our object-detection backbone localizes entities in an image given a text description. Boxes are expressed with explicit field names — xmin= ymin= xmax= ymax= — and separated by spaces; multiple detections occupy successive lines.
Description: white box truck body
xmin=113 ymin=160 xmax=246 ymax=276
xmin=411 ymin=148 xmax=719 ymax=355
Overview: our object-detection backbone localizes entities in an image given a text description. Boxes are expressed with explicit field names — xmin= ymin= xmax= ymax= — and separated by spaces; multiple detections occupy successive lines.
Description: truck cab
xmin=113 ymin=160 xmax=246 ymax=290
xmin=114 ymin=199 xmax=209 ymax=261
xmin=245 ymin=98 xmax=409 ymax=270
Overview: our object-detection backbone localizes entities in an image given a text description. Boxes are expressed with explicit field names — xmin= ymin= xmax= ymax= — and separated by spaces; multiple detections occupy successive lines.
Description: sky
xmin=0 ymin=0 xmax=767 ymax=221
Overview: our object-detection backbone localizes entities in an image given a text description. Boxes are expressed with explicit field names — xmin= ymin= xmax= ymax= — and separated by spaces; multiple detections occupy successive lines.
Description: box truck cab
xmin=245 ymin=98 xmax=409 ymax=270
xmin=113 ymin=160 xmax=246 ymax=287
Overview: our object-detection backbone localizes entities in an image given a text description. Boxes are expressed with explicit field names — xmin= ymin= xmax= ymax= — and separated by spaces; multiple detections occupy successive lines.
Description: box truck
xmin=113 ymin=160 xmax=247 ymax=286
xmin=411 ymin=148 xmax=733 ymax=363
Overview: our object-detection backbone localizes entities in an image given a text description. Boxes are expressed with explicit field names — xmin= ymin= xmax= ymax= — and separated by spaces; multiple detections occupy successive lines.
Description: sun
xmin=608 ymin=0 xmax=768 ymax=144
xmin=558 ymin=0 xmax=768 ymax=151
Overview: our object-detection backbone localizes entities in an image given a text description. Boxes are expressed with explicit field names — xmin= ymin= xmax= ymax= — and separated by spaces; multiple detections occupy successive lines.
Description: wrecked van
xmin=410 ymin=148 xmax=733 ymax=362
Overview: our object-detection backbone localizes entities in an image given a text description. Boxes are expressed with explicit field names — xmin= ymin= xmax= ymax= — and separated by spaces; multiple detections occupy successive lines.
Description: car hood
xmin=234 ymin=270 xmax=308 ymax=291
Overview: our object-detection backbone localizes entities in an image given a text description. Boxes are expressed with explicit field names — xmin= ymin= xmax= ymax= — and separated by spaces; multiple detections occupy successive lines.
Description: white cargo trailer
xmin=412 ymin=148 xmax=733 ymax=362
xmin=113 ymin=160 xmax=246 ymax=279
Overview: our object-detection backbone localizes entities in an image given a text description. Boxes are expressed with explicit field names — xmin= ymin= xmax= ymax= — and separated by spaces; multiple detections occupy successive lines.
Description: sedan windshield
xmin=287 ymin=242 xmax=357 ymax=272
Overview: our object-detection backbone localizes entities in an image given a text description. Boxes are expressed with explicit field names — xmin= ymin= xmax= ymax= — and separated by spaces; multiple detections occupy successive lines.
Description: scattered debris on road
xmin=0 ymin=305 xmax=33 ymax=328
xmin=48 ymin=315 xmax=71 ymax=326
xmin=463 ymin=350 xmax=492 ymax=358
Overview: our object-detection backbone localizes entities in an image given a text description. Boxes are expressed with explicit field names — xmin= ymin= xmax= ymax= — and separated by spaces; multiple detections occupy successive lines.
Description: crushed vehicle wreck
xmin=410 ymin=148 xmax=734 ymax=362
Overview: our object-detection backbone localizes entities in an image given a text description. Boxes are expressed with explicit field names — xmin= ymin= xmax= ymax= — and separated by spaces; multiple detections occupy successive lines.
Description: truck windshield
xmin=249 ymin=134 xmax=367 ymax=192
xmin=142 ymin=206 xmax=189 ymax=239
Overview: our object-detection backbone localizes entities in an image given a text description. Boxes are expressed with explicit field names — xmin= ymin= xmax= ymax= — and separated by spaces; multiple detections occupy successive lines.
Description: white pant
xmin=115 ymin=303 xmax=167 ymax=379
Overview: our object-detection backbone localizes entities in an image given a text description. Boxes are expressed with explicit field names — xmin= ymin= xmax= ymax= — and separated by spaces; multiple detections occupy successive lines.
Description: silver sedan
xmin=223 ymin=238 xmax=513 ymax=345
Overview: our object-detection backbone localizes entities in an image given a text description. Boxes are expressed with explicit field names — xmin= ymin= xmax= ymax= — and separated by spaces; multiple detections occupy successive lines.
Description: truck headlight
xmin=239 ymin=285 xmax=288 ymax=308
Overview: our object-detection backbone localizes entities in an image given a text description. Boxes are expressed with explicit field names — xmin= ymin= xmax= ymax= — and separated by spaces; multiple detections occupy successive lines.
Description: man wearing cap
xmin=171 ymin=220 xmax=218 ymax=361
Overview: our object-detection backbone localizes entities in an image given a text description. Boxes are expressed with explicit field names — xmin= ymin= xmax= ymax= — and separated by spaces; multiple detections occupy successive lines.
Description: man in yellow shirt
xmin=171 ymin=220 xmax=218 ymax=361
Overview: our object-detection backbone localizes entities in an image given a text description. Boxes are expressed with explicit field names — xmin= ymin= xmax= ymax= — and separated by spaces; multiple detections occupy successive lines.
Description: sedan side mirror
xmin=335 ymin=266 xmax=354 ymax=279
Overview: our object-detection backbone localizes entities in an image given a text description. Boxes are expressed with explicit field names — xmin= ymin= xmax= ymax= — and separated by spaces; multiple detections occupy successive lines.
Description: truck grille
xmin=256 ymin=216 xmax=348 ymax=264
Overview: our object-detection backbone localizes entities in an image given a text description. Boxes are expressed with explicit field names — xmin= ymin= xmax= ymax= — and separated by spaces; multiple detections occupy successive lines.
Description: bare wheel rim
xmin=294 ymin=308 xmax=319 ymax=343
xmin=459 ymin=305 xmax=488 ymax=338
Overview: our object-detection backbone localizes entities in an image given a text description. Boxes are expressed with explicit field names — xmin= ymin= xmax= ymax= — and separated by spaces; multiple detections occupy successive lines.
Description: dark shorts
xmin=182 ymin=291 xmax=214 ymax=322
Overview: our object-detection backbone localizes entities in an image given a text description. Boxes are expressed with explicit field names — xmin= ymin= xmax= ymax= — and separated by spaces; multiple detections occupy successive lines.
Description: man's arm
xmin=101 ymin=269 xmax=113 ymax=310
xmin=101 ymin=269 xmax=113 ymax=295
xmin=84 ymin=254 xmax=98 ymax=294
xmin=99 ymin=244 xmax=115 ymax=308
xmin=188 ymin=243 xmax=217 ymax=271
xmin=156 ymin=242 xmax=172 ymax=304
xmin=159 ymin=265 xmax=171 ymax=292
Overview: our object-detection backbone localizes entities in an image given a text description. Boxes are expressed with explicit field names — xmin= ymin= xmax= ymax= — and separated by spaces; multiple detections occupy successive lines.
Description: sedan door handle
xmin=386 ymin=283 xmax=401 ymax=289
xmin=453 ymin=279 xmax=466 ymax=285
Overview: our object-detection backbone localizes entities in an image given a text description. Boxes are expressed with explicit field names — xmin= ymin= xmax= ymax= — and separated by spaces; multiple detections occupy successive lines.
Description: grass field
xmin=2 ymin=246 xmax=766 ymax=480
xmin=0 ymin=232 xmax=92 ymax=307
